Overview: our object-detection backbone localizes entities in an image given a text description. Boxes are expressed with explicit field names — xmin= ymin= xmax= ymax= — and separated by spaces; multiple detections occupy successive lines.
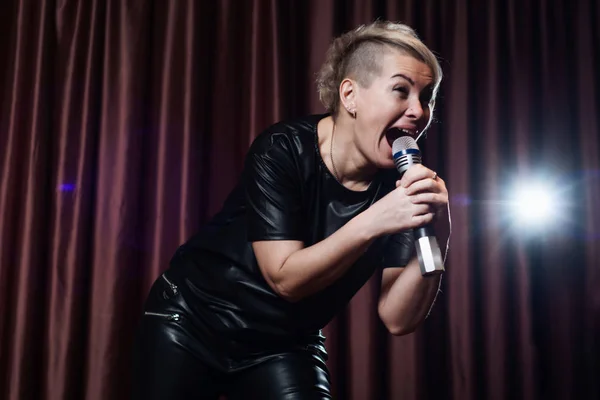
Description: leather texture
xmin=133 ymin=114 xmax=414 ymax=393
xmin=132 ymin=273 xmax=332 ymax=399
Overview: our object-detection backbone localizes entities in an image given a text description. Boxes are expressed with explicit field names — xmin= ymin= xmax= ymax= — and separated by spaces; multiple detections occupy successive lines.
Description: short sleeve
xmin=379 ymin=230 xmax=415 ymax=268
xmin=244 ymin=135 xmax=304 ymax=242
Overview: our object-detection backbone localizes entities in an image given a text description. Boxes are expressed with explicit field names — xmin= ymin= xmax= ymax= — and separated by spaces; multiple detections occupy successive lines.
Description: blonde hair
xmin=316 ymin=21 xmax=443 ymax=117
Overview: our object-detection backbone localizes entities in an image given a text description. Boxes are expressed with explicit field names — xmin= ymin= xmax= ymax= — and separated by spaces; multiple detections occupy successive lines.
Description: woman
xmin=132 ymin=20 xmax=450 ymax=399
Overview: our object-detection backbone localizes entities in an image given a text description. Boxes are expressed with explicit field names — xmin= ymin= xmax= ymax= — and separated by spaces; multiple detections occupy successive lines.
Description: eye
xmin=420 ymin=87 xmax=434 ymax=106
xmin=420 ymin=96 xmax=432 ymax=107
xmin=393 ymin=86 xmax=409 ymax=98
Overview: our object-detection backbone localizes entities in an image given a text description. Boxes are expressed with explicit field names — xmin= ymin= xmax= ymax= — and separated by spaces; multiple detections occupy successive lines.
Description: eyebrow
xmin=390 ymin=73 xmax=414 ymax=85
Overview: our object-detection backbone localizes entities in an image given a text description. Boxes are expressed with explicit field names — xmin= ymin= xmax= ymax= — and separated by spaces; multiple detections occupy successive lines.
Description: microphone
xmin=392 ymin=136 xmax=445 ymax=276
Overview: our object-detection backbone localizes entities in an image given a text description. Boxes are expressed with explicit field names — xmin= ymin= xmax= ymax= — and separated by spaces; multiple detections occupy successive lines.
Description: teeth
xmin=386 ymin=128 xmax=413 ymax=138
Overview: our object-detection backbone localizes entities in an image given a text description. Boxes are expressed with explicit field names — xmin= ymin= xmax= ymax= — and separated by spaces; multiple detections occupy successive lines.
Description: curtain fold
xmin=1 ymin=1 xmax=598 ymax=399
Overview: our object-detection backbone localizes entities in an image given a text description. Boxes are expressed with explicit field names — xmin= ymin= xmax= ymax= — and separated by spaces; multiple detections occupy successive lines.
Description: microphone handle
xmin=414 ymin=225 xmax=435 ymax=239
xmin=393 ymin=147 xmax=444 ymax=275
xmin=407 ymin=172 xmax=444 ymax=276
xmin=413 ymin=223 xmax=445 ymax=276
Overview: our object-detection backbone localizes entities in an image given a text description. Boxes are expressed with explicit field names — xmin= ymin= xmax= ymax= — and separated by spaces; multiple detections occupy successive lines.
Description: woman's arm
xmin=377 ymin=260 xmax=441 ymax=335
xmin=377 ymin=211 xmax=449 ymax=335
xmin=253 ymin=164 xmax=441 ymax=303
xmin=252 ymin=214 xmax=376 ymax=302
xmin=378 ymin=179 xmax=451 ymax=335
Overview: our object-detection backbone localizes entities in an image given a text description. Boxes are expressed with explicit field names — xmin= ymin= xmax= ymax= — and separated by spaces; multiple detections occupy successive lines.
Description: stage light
xmin=510 ymin=183 xmax=556 ymax=225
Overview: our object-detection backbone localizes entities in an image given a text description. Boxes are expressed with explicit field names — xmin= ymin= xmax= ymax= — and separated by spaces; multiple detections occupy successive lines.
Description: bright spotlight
xmin=501 ymin=174 xmax=572 ymax=233
xmin=513 ymin=185 xmax=555 ymax=223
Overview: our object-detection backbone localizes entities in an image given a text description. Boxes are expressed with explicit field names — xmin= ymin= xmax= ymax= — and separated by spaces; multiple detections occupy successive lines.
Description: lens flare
xmin=512 ymin=184 xmax=556 ymax=224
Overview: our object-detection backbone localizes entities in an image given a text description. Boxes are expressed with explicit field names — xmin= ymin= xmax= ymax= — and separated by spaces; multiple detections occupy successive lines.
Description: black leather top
xmin=167 ymin=113 xmax=414 ymax=366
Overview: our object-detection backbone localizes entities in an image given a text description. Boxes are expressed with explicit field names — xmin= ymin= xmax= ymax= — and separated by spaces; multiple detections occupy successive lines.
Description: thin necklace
xmin=330 ymin=123 xmax=341 ymax=182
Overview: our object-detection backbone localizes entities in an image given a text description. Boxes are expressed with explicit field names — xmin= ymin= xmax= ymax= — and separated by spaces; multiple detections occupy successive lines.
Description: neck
xmin=319 ymin=115 xmax=378 ymax=191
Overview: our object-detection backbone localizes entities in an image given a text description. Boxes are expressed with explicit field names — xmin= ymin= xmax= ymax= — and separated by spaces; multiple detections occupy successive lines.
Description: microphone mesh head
xmin=392 ymin=136 xmax=419 ymax=154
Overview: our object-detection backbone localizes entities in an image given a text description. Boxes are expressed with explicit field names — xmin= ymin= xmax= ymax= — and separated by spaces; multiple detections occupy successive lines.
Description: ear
xmin=339 ymin=78 xmax=357 ymax=117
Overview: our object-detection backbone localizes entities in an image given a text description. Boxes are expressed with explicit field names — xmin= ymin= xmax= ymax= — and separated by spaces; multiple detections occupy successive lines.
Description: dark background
xmin=1 ymin=0 xmax=599 ymax=399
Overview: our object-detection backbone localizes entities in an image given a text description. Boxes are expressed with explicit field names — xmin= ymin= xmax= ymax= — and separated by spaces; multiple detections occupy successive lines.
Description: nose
xmin=406 ymin=99 xmax=424 ymax=120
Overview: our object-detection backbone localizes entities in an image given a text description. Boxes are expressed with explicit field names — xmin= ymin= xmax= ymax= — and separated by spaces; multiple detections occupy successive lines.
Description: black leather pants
xmin=131 ymin=273 xmax=332 ymax=399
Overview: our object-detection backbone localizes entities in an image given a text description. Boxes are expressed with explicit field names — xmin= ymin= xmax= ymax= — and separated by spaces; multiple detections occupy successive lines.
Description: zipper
xmin=161 ymin=273 xmax=179 ymax=295
xmin=144 ymin=311 xmax=181 ymax=321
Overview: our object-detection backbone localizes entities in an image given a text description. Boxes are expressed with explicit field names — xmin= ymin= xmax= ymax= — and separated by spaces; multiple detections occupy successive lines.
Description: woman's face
xmin=351 ymin=52 xmax=434 ymax=170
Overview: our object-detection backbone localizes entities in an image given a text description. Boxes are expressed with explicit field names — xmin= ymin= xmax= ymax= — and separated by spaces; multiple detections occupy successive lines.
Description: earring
xmin=351 ymin=109 xmax=356 ymax=118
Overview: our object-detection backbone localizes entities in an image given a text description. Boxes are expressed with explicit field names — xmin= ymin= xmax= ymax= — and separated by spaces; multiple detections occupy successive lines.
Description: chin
xmin=376 ymin=154 xmax=396 ymax=170
xmin=381 ymin=160 xmax=396 ymax=170
xmin=382 ymin=146 xmax=397 ymax=166
xmin=368 ymin=137 xmax=399 ymax=170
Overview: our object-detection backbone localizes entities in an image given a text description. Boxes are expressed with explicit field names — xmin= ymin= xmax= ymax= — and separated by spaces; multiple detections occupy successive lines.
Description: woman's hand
xmin=401 ymin=163 xmax=448 ymax=216
xmin=365 ymin=164 xmax=449 ymax=237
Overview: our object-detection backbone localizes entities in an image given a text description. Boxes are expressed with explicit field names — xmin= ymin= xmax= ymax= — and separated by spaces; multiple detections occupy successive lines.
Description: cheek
xmin=356 ymin=126 xmax=385 ymax=157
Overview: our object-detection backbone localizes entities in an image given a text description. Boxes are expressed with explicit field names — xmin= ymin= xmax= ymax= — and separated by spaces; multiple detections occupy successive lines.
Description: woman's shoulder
xmin=247 ymin=113 xmax=328 ymax=157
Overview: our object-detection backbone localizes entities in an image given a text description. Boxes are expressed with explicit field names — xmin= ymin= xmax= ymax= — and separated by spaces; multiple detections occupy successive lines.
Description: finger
xmin=396 ymin=180 xmax=402 ymax=188
xmin=400 ymin=164 xmax=436 ymax=188
xmin=405 ymin=177 xmax=443 ymax=195
xmin=410 ymin=192 xmax=448 ymax=206
xmin=411 ymin=213 xmax=435 ymax=226
xmin=412 ymin=204 xmax=433 ymax=216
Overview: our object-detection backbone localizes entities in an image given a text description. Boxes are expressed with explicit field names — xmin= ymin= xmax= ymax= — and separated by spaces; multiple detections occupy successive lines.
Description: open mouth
xmin=385 ymin=128 xmax=415 ymax=147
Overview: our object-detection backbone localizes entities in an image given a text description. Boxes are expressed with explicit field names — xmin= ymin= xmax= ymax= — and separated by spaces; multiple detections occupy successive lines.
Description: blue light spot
xmin=59 ymin=183 xmax=76 ymax=192
xmin=452 ymin=194 xmax=471 ymax=206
